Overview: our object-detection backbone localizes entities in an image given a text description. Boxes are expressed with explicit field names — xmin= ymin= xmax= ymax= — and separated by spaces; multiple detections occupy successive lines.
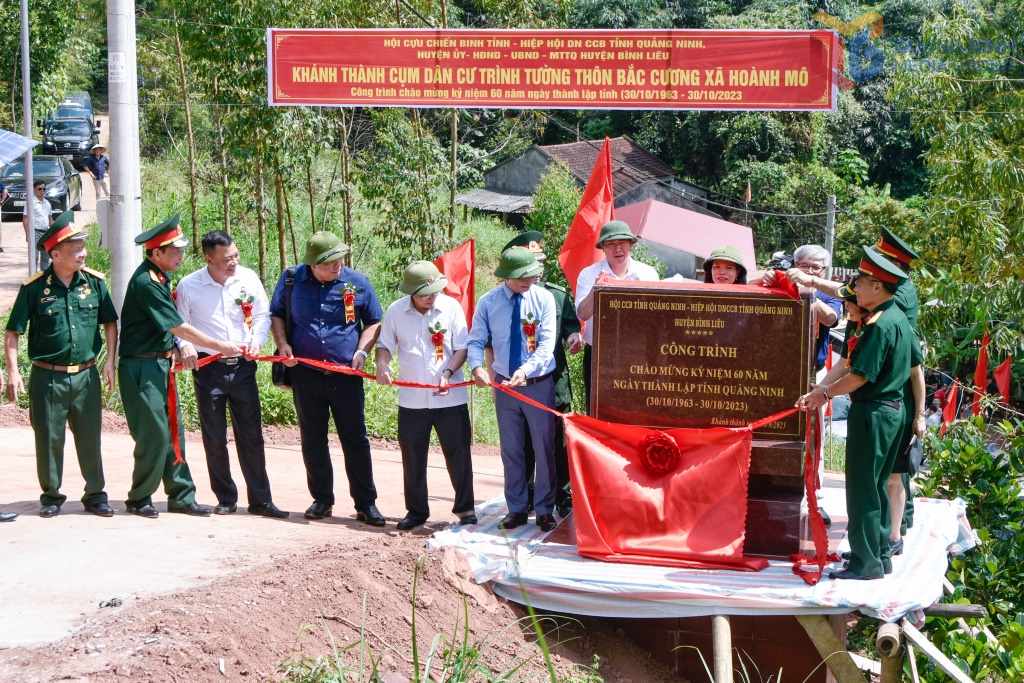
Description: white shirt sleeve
xmin=448 ymin=298 xmax=469 ymax=352
xmin=376 ymin=303 xmax=399 ymax=354
xmin=575 ymin=262 xmax=599 ymax=317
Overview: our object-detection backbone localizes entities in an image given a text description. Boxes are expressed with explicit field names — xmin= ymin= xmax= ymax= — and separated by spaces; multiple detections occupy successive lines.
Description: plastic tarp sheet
xmin=428 ymin=496 xmax=977 ymax=623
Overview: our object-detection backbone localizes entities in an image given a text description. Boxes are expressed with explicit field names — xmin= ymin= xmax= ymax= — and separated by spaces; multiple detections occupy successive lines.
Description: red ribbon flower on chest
xmin=428 ymin=320 xmax=447 ymax=361
xmin=521 ymin=311 xmax=538 ymax=353
xmin=342 ymin=284 xmax=358 ymax=323
xmin=845 ymin=323 xmax=864 ymax=369
xmin=234 ymin=288 xmax=255 ymax=329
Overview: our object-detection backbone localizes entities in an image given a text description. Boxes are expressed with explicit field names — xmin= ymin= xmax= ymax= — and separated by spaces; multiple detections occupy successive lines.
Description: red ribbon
xmin=167 ymin=371 xmax=184 ymax=466
xmin=789 ymin=408 xmax=835 ymax=585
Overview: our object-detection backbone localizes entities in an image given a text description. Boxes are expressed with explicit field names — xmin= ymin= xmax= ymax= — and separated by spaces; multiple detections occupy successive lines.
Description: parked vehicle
xmin=0 ymin=156 xmax=83 ymax=221
xmin=40 ymin=119 xmax=99 ymax=168
xmin=43 ymin=93 xmax=97 ymax=132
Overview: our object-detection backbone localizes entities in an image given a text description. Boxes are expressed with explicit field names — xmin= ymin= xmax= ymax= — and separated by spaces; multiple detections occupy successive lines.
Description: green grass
xmin=822 ymin=432 xmax=846 ymax=473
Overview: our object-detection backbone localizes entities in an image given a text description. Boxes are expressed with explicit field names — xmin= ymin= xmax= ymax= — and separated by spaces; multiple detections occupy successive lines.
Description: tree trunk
xmin=274 ymin=161 xmax=287 ymax=273
xmin=442 ymin=0 xmax=456 ymax=239
xmin=282 ymin=176 xmax=298 ymax=264
xmin=306 ymin=163 xmax=316 ymax=238
xmin=173 ymin=19 xmax=199 ymax=254
xmin=212 ymin=76 xmax=231 ymax=234
xmin=338 ymin=109 xmax=354 ymax=266
xmin=254 ymin=156 xmax=267 ymax=282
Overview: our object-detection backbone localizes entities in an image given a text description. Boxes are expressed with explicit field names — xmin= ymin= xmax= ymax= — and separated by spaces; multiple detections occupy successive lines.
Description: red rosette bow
xmin=430 ymin=331 xmax=446 ymax=361
xmin=637 ymin=431 xmax=681 ymax=476
xmin=522 ymin=323 xmax=538 ymax=352
xmin=845 ymin=335 xmax=859 ymax=368
xmin=343 ymin=291 xmax=356 ymax=323
xmin=240 ymin=301 xmax=253 ymax=329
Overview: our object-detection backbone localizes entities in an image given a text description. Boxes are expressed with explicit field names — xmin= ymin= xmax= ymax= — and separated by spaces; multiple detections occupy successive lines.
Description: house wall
xmin=615 ymin=181 xmax=717 ymax=218
xmin=484 ymin=148 xmax=553 ymax=195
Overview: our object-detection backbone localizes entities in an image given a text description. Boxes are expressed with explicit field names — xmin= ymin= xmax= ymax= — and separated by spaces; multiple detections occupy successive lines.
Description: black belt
xmin=198 ymin=352 xmax=249 ymax=366
xmin=125 ymin=351 xmax=173 ymax=359
xmin=32 ymin=358 xmax=96 ymax=374
xmin=495 ymin=371 xmax=553 ymax=386
xmin=852 ymin=397 xmax=901 ymax=410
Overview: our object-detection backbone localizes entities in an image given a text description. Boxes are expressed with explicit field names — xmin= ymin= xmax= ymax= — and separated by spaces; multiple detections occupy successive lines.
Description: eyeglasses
xmin=795 ymin=262 xmax=825 ymax=274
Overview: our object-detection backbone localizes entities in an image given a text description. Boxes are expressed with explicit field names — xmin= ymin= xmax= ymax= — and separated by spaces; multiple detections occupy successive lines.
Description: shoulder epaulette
xmin=22 ymin=271 xmax=45 ymax=286
xmin=82 ymin=266 xmax=106 ymax=280
xmin=149 ymin=270 xmax=162 ymax=283
xmin=545 ymin=282 xmax=567 ymax=293
xmin=866 ymin=310 xmax=884 ymax=325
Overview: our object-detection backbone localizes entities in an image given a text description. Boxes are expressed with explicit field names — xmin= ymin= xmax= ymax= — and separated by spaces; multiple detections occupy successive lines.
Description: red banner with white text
xmin=268 ymin=29 xmax=840 ymax=111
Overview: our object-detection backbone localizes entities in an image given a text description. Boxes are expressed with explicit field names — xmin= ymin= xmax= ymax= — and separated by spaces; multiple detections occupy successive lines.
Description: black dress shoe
xmin=356 ymin=505 xmax=387 ymax=527
xmin=168 ymin=502 xmax=212 ymax=517
xmin=214 ymin=503 xmax=237 ymax=515
xmin=889 ymin=538 xmax=904 ymax=556
xmin=458 ymin=514 xmax=478 ymax=526
xmin=556 ymin=502 xmax=573 ymax=518
xmin=536 ymin=514 xmax=557 ymax=532
xmin=86 ymin=502 xmax=114 ymax=517
xmin=818 ymin=506 xmax=832 ymax=527
xmin=0 ymin=511 xmax=18 ymax=522
xmin=829 ymin=568 xmax=884 ymax=581
xmin=126 ymin=503 xmax=159 ymax=518
xmin=248 ymin=502 xmax=289 ymax=519
xmin=304 ymin=501 xmax=333 ymax=520
xmin=497 ymin=511 xmax=529 ymax=530
xmin=40 ymin=504 xmax=60 ymax=518
xmin=396 ymin=514 xmax=427 ymax=531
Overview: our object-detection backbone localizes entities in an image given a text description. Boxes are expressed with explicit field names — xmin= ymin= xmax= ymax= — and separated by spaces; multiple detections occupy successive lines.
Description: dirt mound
xmin=0 ymin=535 xmax=677 ymax=683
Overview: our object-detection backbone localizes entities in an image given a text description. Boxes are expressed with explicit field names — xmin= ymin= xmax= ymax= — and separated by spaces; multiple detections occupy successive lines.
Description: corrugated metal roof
xmin=540 ymin=136 xmax=676 ymax=195
xmin=455 ymin=188 xmax=534 ymax=214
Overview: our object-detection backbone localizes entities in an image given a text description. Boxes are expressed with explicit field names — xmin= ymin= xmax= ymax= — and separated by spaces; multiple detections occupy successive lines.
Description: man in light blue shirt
xmin=468 ymin=247 xmax=559 ymax=532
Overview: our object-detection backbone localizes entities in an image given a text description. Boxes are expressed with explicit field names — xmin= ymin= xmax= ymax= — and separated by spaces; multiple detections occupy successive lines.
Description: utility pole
xmin=107 ymin=0 xmax=143 ymax=312
xmin=20 ymin=0 xmax=36 ymax=275
xmin=825 ymin=194 xmax=836 ymax=280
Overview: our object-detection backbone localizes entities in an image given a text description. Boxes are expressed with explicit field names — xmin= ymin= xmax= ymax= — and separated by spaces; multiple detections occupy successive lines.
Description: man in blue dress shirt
xmin=270 ymin=232 xmax=387 ymax=526
xmin=468 ymin=247 xmax=559 ymax=532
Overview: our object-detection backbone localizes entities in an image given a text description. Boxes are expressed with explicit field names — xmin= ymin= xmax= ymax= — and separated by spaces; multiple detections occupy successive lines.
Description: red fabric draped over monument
xmin=565 ymin=414 xmax=770 ymax=572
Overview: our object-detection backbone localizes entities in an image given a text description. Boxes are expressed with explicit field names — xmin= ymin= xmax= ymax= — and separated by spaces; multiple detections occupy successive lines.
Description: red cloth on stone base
xmin=565 ymin=414 xmax=770 ymax=572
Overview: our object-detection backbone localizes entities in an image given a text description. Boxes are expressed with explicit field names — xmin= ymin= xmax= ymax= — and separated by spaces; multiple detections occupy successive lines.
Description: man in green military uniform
xmin=873 ymin=227 xmax=925 ymax=539
xmin=798 ymin=247 xmax=913 ymax=580
xmin=5 ymin=211 xmax=118 ymax=518
xmin=503 ymin=231 xmax=582 ymax=517
xmin=118 ymin=214 xmax=243 ymax=518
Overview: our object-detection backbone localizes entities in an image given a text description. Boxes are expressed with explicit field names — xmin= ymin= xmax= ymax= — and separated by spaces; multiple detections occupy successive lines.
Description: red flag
xmin=433 ymin=239 xmax=476 ymax=331
xmin=823 ymin=343 xmax=833 ymax=417
xmin=559 ymin=137 xmax=614 ymax=298
xmin=994 ymin=357 xmax=1012 ymax=405
xmin=972 ymin=333 xmax=990 ymax=416
xmin=940 ymin=383 xmax=959 ymax=436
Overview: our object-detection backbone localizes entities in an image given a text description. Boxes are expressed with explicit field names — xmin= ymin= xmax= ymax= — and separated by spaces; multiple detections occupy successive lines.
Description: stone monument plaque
xmin=592 ymin=281 xmax=812 ymax=438
xmin=590 ymin=280 xmax=815 ymax=558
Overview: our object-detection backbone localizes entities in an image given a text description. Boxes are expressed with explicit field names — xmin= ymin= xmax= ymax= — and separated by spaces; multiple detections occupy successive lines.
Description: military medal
xmin=428 ymin=321 xmax=447 ymax=361
xmin=343 ymin=284 xmax=358 ymax=323
xmin=43 ymin=288 xmax=50 ymax=295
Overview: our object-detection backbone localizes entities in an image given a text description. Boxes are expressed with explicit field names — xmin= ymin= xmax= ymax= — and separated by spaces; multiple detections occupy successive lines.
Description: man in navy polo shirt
xmin=270 ymin=232 xmax=387 ymax=526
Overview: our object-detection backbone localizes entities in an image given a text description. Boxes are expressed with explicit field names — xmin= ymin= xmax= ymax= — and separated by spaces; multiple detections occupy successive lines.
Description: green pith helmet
xmin=503 ymin=230 xmax=546 ymax=261
xmin=594 ymin=220 xmax=637 ymax=248
xmin=858 ymin=245 xmax=908 ymax=284
xmin=836 ymin=278 xmax=859 ymax=303
xmin=303 ymin=231 xmax=350 ymax=266
xmin=37 ymin=210 xmax=86 ymax=252
xmin=875 ymin=226 xmax=919 ymax=267
xmin=135 ymin=213 xmax=189 ymax=249
xmin=702 ymin=245 xmax=748 ymax=284
xmin=399 ymin=260 xmax=447 ymax=296
xmin=494 ymin=246 xmax=542 ymax=280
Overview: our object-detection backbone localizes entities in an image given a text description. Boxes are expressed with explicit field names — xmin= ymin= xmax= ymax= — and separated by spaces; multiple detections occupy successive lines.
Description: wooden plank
xmin=849 ymin=652 xmax=880 ymax=674
xmin=826 ymin=614 xmax=848 ymax=683
xmin=795 ymin=615 xmax=867 ymax=683
xmin=901 ymin=620 xmax=975 ymax=683
xmin=907 ymin=643 xmax=921 ymax=683
xmin=924 ymin=603 xmax=987 ymax=619
xmin=881 ymin=653 xmax=903 ymax=683
xmin=712 ymin=614 xmax=733 ymax=683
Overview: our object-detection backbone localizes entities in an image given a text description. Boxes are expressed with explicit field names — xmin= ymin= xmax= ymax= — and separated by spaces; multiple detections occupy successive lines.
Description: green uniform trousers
xmin=118 ymin=356 xmax=197 ymax=508
xmin=28 ymin=365 xmax=107 ymax=507
xmin=899 ymin=399 xmax=916 ymax=533
xmin=845 ymin=401 xmax=904 ymax=576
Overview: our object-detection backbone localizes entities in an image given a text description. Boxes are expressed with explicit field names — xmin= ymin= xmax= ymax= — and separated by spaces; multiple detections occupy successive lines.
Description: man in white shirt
xmin=574 ymin=220 xmax=660 ymax=412
xmin=174 ymin=230 xmax=288 ymax=519
xmin=376 ymin=261 xmax=475 ymax=531
xmin=23 ymin=181 xmax=53 ymax=270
